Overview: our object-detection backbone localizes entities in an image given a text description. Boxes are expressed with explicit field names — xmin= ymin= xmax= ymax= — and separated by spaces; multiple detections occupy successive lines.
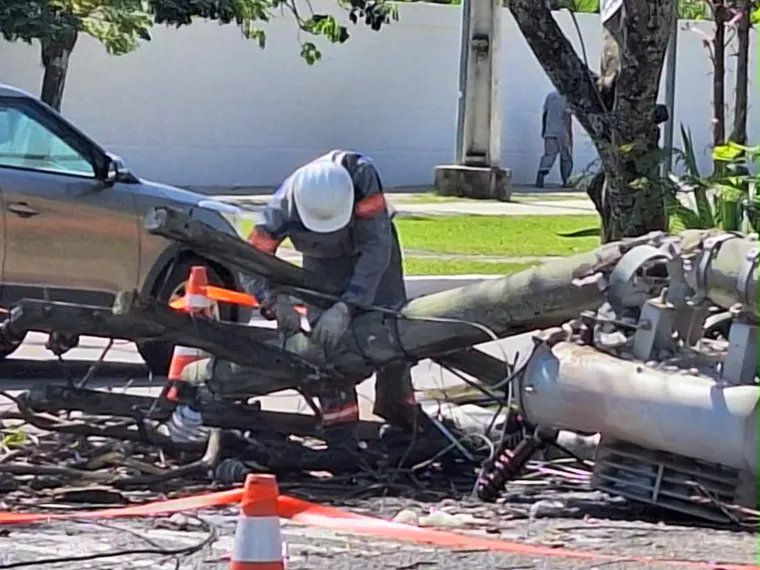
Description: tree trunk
xmin=712 ymin=0 xmax=726 ymax=167
xmin=729 ymin=0 xmax=750 ymax=145
xmin=509 ymin=1 xmax=672 ymax=242
xmin=40 ymin=32 xmax=78 ymax=112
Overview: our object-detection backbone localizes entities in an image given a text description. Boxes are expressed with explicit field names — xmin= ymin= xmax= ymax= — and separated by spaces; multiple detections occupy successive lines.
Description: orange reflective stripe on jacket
xmin=354 ymin=193 xmax=387 ymax=218
xmin=248 ymin=229 xmax=281 ymax=254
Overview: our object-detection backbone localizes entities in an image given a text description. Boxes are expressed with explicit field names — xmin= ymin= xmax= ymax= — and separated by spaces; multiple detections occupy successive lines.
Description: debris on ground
xmin=0 ymin=209 xmax=757 ymax=568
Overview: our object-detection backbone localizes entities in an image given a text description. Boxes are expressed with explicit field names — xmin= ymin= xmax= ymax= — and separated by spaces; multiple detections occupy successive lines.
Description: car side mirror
xmin=104 ymin=153 xmax=130 ymax=184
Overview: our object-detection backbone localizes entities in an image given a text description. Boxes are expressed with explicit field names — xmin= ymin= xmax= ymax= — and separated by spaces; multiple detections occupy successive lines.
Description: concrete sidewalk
xmin=216 ymin=192 xmax=597 ymax=217
xmin=188 ymin=183 xmax=579 ymax=197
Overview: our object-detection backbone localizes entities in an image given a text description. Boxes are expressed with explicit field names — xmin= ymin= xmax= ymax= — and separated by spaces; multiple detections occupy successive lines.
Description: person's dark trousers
xmin=536 ymin=136 xmax=573 ymax=187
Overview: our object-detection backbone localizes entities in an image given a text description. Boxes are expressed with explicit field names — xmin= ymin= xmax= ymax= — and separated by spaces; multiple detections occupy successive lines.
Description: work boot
xmin=535 ymin=172 xmax=546 ymax=188
xmin=318 ymin=387 xmax=360 ymax=451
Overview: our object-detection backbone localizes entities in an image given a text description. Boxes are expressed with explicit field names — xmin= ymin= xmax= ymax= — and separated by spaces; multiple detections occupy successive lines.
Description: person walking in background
xmin=536 ymin=89 xmax=574 ymax=188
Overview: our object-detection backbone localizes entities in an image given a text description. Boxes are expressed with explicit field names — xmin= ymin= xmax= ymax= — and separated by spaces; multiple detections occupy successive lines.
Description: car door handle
xmin=7 ymin=202 xmax=40 ymax=218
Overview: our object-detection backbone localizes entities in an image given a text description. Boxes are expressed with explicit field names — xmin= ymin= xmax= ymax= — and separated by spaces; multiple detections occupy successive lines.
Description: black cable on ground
xmin=0 ymin=515 xmax=217 ymax=569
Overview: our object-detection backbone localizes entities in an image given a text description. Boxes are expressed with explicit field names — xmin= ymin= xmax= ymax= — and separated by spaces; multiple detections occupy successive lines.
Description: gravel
xmin=1 ymin=485 xmax=755 ymax=570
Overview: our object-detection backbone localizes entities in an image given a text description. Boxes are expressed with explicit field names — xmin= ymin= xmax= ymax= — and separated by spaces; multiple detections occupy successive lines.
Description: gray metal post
xmin=454 ymin=0 xmax=471 ymax=164
xmin=459 ymin=0 xmax=502 ymax=167
xmin=662 ymin=5 xmax=679 ymax=174
xmin=433 ymin=0 xmax=511 ymax=200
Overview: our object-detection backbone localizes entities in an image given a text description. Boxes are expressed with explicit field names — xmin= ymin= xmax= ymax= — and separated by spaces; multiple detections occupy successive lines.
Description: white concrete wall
xmin=0 ymin=2 xmax=756 ymax=188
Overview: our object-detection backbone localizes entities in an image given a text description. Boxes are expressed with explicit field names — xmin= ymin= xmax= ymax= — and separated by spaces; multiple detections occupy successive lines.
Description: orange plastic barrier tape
xmin=0 ymin=490 xmax=754 ymax=569
xmin=0 ymin=488 xmax=242 ymax=524
xmin=279 ymin=496 xmax=755 ymax=569
xmin=170 ymin=287 xmax=259 ymax=311
xmin=170 ymin=287 xmax=307 ymax=316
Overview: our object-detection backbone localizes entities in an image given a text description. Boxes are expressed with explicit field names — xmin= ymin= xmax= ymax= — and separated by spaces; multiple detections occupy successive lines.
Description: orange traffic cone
xmin=230 ymin=474 xmax=286 ymax=570
xmin=166 ymin=266 xmax=215 ymax=401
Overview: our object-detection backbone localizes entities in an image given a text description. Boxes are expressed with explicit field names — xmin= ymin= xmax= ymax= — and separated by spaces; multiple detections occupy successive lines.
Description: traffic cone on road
xmin=166 ymin=266 xmax=214 ymax=400
xmin=230 ymin=474 xmax=286 ymax=570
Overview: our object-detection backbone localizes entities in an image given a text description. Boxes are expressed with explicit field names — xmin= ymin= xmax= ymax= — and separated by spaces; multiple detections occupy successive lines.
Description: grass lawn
xmin=395 ymin=215 xmax=600 ymax=257
xmin=510 ymin=193 xmax=587 ymax=203
xmin=390 ymin=192 xmax=584 ymax=204
xmin=277 ymin=256 xmax=538 ymax=276
xmin=227 ymin=212 xmax=601 ymax=260
xmin=404 ymin=259 xmax=537 ymax=275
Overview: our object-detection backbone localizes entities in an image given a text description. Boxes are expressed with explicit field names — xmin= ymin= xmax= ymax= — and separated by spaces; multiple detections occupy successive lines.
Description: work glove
xmin=272 ymin=294 xmax=302 ymax=335
xmin=312 ymin=301 xmax=351 ymax=352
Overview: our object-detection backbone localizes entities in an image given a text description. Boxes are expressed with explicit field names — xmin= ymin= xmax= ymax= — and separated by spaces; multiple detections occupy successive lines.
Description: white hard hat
xmin=290 ymin=159 xmax=355 ymax=233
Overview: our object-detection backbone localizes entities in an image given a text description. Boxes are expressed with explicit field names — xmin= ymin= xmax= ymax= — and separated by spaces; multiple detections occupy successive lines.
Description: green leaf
xmin=724 ymin=142 xmax=760 ymax=157
xmin=751 ymin=7 xmax=760 ymax=25
xmin=1 ymin=428 xmax=28 ymax=449
xmin=678 ymin=0 xmax=709 ymax=20
xmin=716 ymin=183 xmax=746 ymax=203
xmin=300 ymin=41 xmax=321 ymax=65
xmin=665 ymin=193 xmax=707 ymax=231
xmin=245 ymin=27 xmax=266 ymax=48
xmin=678 ymin=124 xmax=701 ymax=178
xmin=617 ymin=143 xmax=635 ymax=153
xmin=567 ymin=0 xmax=600 ymax=12
xmin=629 ymin=177 xmax=650 ymax=190
xmin=713 ymin=143 xmax=744 ymax=162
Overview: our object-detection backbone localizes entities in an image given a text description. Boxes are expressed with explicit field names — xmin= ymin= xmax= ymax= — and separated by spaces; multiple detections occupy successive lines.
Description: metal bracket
xmin=693 ymin=233 xmax=742 ymax=302
xmin=721 ymin=319 xmax=759 ymax=385
xmin=736 ymin=247 xmax=759 ymax=307
xmin=471 ymin=33 xmax=490 ymax=54
xmin=652 ymin=239 xmax=691 ymax=307
xmin=607 ymin=245 xmax=670 ymax=312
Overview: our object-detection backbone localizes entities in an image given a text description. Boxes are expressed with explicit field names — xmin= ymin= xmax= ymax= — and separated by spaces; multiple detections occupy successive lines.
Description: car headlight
xmin=197 ymin=199 xmax=257 ymax=240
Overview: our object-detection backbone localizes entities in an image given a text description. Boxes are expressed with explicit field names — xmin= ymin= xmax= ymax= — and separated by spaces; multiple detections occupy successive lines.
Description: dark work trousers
xmin=537 ymin=136 xmax=574 ymax=185
xmin=302 ymin=224 xmax=415 ymax=430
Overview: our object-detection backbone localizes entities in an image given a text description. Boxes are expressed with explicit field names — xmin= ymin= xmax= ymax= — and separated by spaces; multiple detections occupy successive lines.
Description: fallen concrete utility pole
xmin=145 ymin=209 xmax=757 ymax=389
xmin=144 ymin=207 xmax=659 ymax=382
xmin=8 ymin=210 xmax=756 ymax=396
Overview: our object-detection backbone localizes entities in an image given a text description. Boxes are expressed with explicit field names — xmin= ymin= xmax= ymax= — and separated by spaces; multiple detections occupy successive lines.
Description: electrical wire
xmin=0 ymin=390 xmax=22 ymax=408
xmin=0 ymin=515 xmax=216 ymax=569
xmin=76 ymin=339 xmax=114 ymax=389
xmin=285 ymin=283 xmax=514 ymax=385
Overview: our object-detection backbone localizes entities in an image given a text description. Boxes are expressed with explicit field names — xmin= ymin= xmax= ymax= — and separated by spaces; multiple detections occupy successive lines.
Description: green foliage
xmin=666 ymin=126 xmax=759 ymax=233
xmin=149 ymin=0 xmax=398 ymax=65
xmin=678 ymin=0 xmax=711 ymax=20
xmin=1 ymin=426 xmax=28 ymax=450
xmin=712 ymin=141 xmax=760 ymax=233
xmin=552 ymin=0 xmax=600 ymax=13
xmin=666 ymin=126 xmax=721 ymax=232
xmin=0 ymin=0 xmax=397 ymax=68
xmin=0 ymin=0 xmax=152 ymax=54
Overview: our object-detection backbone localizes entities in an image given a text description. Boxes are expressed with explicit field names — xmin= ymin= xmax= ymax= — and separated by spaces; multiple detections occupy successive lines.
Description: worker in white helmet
xmin=247 ymin=150 xmax=426 ymax=443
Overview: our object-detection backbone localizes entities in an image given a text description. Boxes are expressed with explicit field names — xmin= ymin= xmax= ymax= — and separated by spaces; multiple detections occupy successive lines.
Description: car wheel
xmin=137 ymin=256 xmax=236 ymax=376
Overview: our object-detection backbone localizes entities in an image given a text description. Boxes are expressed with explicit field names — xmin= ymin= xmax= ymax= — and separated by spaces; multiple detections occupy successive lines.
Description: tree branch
xmin=614 ymin=0 xmax=675 ymax=141
xmin=508 ymin=1 xmax=605 ymax=137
